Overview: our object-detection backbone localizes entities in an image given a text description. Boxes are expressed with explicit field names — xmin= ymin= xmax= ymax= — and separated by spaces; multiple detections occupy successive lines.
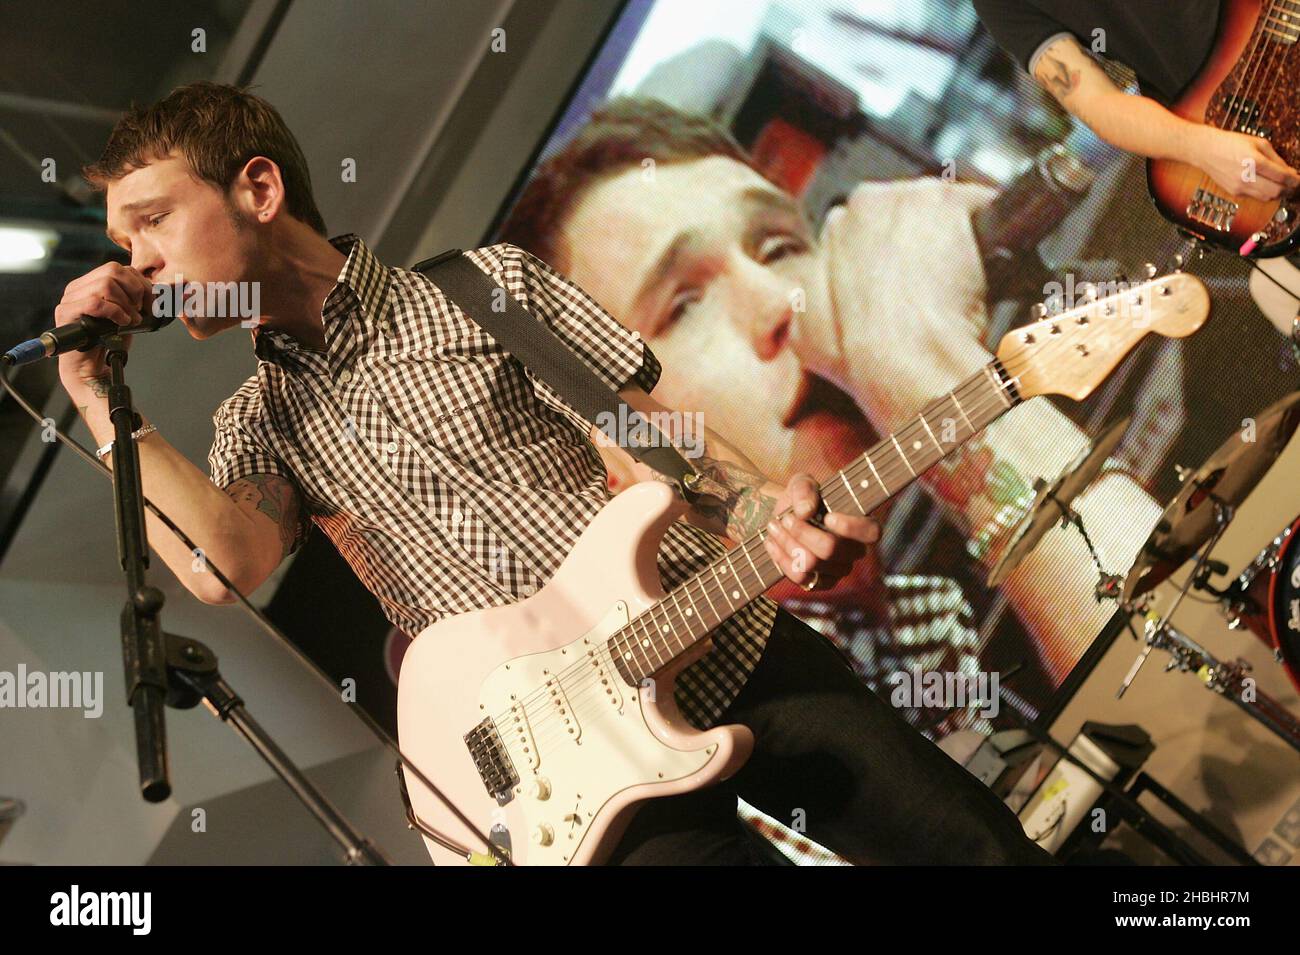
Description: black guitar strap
xmin=412 ymin=248 xmax=702 ymax=502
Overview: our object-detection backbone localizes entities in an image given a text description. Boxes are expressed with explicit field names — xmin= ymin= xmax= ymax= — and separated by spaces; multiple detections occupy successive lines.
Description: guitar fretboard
xmin=608 ymin=360 xmax=1021 ymax=687
xmin=1262 ymin=0 xmax=1300 ymax=44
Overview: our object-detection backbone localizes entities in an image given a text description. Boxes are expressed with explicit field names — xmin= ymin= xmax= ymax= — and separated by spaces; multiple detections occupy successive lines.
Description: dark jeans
xmin=606 ymin=608 xmax=1057 ymax=865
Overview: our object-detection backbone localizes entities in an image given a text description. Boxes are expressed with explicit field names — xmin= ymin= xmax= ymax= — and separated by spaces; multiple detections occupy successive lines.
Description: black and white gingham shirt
xmin=207 ymin=235 xmax=777 ymax=728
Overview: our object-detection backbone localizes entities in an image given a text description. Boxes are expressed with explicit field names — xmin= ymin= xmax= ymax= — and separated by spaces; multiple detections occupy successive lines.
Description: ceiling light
xmin=0 ymin=226 xmax=60 ymax=273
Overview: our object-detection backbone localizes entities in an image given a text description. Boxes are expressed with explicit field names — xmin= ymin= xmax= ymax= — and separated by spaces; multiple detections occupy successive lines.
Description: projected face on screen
xmin=559 ymin=155 xmax=868 ymax=485
xmin=490 ymin=0 xmax=1299 ymax=865
xmin=495 ymin=0 xmax=1298 ymax=750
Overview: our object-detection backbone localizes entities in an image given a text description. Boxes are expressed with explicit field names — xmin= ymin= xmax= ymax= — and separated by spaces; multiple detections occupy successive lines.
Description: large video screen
xmin=491 ymin=0 xmax=1299 ymax=862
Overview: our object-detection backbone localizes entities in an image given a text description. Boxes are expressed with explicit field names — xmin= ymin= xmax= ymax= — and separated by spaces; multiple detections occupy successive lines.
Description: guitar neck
xmin=609 ymin=360 xmax=1022 ymax=684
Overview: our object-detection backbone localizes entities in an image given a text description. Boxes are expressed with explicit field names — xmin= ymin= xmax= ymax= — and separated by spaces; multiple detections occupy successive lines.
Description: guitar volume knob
xmin=531 ymin=824 xmax=555 ymax=846
xmin=527 ymin=777 xmax=552 ymax=800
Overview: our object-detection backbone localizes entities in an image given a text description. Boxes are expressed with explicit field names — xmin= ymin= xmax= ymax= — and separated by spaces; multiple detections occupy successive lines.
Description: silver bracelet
xmin=96 ymin=424 xmax=158 ymax=461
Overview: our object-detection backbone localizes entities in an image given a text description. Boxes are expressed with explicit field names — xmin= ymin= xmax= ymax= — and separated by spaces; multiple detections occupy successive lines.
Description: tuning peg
xmin=1077 ymin=281 xmax=1098 ymax=301
xmin=1143 ymin=262 xmax=1158 ymax=279
xmin=1031 ymin=302 xmax=1049 ymax=319
xmin=1172 ymin=252 xmax=1185 ymax=272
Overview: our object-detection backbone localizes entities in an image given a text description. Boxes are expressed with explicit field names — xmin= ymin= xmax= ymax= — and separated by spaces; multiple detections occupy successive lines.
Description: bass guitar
xmin=1148 ymin=0 xmax=1300 ymax=256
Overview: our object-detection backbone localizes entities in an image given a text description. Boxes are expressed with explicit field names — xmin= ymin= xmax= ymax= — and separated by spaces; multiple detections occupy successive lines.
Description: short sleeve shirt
xmin=207 ymin=236 xmax=777 ymax=728
xmin=973 ymin=0 xmax=1221 ymax=103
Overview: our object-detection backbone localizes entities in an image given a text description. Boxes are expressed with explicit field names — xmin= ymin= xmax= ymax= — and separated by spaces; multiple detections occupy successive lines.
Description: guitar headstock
xmin=997 ymin=272 xmax=1210 ymax=401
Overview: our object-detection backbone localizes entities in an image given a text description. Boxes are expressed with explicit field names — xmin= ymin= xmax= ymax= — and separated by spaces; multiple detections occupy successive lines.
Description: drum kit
xmin=991 ymin=390 xmax=1300 ymax=753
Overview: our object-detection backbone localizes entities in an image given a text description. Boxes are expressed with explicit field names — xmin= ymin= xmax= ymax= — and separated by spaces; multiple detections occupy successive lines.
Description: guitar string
xmin=1242 ymin=0 xmax=1290 ymax=140
xmin=517 ymin=365 xmax=1085 ymax=759
xmin=524 ymin=380 xmax=1019 ymax=757
xmin=1178 ymin=9 xmax=1253 ymax=221
xmin=1236 ymin=0 xmax=1279 ymax=113
xmin=519 ymin=284 xmax=1193 ymax=756
xmin=1173 ymin=4 xmax=1264 ymax=208
xmin=493 ymin=284 xmax=1178 ymax=746
xmin=1184 ymin=0 xmax=1285 ymax=235
xmin=1253 ymin=0 xmax=1297 ymax=153
xmin=498 ymin=285 xmax=1182 ymax=752
xmin=488 ymin=361 xmax=1013 ymax=743
xmin=494 ymin=361 xmax=1024 ymax=742
xmin=1178 ymin=1 xmax=1272 ymax=221
xmin=1240 ymin=0 xmax=1298 ymax=241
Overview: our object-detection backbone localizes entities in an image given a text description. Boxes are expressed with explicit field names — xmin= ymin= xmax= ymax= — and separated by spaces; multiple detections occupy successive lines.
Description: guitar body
xmin=396 ymin=481 xmax=753 ymax=866
xmin=1147 ymin=0 xmax=1300 ymax=256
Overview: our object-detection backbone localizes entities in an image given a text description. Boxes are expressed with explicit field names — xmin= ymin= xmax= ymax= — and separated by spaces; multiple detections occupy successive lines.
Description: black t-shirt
xmin=973 ymin=0 xmax=1222 ymax=103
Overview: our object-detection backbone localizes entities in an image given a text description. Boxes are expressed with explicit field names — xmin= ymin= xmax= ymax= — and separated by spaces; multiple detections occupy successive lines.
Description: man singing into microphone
xmin=60 ymin=81 xmax=1052 ymax=865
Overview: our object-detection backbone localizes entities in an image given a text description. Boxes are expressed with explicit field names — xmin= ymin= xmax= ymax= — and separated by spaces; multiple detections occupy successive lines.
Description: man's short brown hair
xmin=83 ymin=81 xmax=327 ymax=235
xmin=498 ymin=97 xmax=766 ymax=269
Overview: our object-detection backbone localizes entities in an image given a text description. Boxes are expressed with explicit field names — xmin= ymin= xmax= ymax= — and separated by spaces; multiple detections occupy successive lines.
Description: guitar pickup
xmin=1187 ymin=188 xmax=1238 ymax=232
xmin=1219 ymin=93 xmax=1262 ymax=133
xmin=465 ymin=717 xmax=520 ymax=801
xmin=541 ymin=668 xmax=582 ymax=744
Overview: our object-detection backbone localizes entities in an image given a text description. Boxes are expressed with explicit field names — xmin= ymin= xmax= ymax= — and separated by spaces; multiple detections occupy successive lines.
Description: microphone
xmin=2 ymin=307 xmax=177 ymax=367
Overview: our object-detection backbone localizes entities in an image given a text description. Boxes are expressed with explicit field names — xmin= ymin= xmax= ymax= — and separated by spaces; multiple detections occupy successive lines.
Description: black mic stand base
xmin=163 ymin=631 xmax=389 ymax=865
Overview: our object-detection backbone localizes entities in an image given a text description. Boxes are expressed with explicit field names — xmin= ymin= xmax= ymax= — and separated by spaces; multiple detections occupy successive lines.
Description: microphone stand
xmin=101 ymin=332 xmax=388 ymax=864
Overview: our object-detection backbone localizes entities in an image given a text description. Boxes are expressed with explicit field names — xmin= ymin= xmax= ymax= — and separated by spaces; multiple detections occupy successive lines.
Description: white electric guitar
xmin=397 ymin=273 xmax=1210 ymax=865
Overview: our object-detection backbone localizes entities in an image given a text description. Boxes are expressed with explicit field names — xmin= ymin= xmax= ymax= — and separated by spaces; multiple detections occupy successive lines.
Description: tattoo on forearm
xmin=1040 ymin=55 xmax=1080 ymax=100
xmin=653 ymin=453 xmax=777 ymax=542
xmin=74 ymin=377 xmax=112 ymax=421
xmin=226 ymin=473 xmax=302 ymax=557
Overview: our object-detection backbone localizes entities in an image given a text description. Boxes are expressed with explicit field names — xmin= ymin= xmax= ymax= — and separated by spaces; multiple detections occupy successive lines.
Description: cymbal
xmin=1121 ymin=390 xmax=1300 ymax=604
xmin=987 ymin=416 xmax=1130 ymax=587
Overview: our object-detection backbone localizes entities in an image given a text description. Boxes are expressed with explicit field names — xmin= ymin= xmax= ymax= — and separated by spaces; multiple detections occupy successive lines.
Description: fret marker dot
xmin=860 ymin=479 xmax=869 ymax=488
xmin=624 ymin=652 xmax=632 ymax=660
xmin=912 ymin=439 xmax=922 ymax=451
xmin=732 ymin=590 xmax=740 ymax=599
xmin=641 ymin=639 xmax=649 ymax=647
xmin=685 ymin=608 xmax=693 ymax=616
xmin=661 ymin=625 xmax=669 ymax=633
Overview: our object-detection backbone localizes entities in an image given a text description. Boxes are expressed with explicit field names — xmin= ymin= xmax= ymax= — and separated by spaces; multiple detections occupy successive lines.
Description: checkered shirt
xmin=207 ymin=235 xmax=777 ymax=728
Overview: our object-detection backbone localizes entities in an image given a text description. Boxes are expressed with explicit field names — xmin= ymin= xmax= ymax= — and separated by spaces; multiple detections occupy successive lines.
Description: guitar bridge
xmin=1187 ymin=188 xmax=1238 ymax=233
xmin=465 ymin=717 xmax=519 ymax=802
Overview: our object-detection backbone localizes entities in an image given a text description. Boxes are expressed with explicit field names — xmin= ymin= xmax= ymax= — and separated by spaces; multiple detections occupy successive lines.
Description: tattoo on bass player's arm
xmin=650 ymin=453 xmax=777 ymax=542
xmin=225 ymin=473 xmax=303 ymax=558
xmin=1039 ymin=54 xmax=1081 ymax=102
